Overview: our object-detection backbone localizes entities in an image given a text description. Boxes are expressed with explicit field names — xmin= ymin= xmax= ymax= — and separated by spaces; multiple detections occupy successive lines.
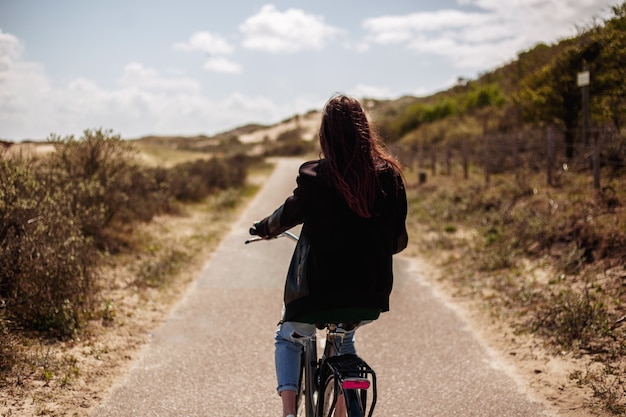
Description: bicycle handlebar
xmin=244 ymin=230 xmax=299 ymax=244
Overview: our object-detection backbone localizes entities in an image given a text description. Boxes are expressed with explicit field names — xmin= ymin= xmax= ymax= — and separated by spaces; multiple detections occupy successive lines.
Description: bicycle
xmin=246 ymin=231 xmax=378 ymax=417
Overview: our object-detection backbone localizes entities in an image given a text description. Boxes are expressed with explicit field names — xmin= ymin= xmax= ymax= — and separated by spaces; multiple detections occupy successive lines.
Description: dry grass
xmin=404 ymin=165 xmax=626 ymax=415
xmin=131 ymin=141 xmax=213 ymax=168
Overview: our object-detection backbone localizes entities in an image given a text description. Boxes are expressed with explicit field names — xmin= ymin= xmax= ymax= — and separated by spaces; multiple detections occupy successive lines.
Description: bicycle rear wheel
xmin=318 ymin=377 xmax=365 ymax=417
xmin=318 ymin=374 xmax=338 ymax=417
xmin=297 ymin=337 xmax=318 ymax=417
xmin=344 ymin=389 xmax=364 ymax=417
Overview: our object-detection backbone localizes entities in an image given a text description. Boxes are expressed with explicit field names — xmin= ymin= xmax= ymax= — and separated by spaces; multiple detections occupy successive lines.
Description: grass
xmin=131 ymin=141 xmax=213 ymax=167
xmin=403 ymin=164 xmax=626 ymax=414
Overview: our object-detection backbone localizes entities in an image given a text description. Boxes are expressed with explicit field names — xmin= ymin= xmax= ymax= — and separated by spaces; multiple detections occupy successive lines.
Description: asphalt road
xmin=91 ymin=158 xmax=555 ymax=417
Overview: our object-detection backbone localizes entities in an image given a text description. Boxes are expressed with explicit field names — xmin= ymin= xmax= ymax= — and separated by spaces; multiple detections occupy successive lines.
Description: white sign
xmin=577 ymin=71 xmax=590 ymax=87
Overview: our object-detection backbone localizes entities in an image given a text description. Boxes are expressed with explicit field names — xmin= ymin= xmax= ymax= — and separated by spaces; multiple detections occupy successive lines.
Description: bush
xmin=260 ymin=127 xmax=317 ymax=156
xmin=0 ymin=155 xmax=97 ymax=336
xmin=168 ymin=155 xmax=251 ymax=202
xmin=41 ymin=129 xmax=171 ymax=251
xmin=534 ymin=287 xmax=610 ymax=350
xmin=0 ymin=129 xmax=177 ymax=335
xmin=0 ymin=129 xmax=257 ymax=338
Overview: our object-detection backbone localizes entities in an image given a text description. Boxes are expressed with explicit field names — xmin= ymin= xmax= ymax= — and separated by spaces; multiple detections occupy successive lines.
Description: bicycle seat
xmin=294 ymin=308 xmax=381 ymax=328
xmin=320 ymin=322 xmax=360 ymax=331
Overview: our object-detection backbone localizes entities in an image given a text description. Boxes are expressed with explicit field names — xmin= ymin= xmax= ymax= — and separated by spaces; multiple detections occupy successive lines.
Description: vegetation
xmin=261 ymin=126 xmax=318 ymax=156
xmin=367 ymin=4 xmax=626 ymax=414
xmin=0 ymin=129 xmax=256 ymax=340
xmin=403 ymin=168 xmax=625 ymax=413
xmin=373 ymin=3 xmax=626 ymax=154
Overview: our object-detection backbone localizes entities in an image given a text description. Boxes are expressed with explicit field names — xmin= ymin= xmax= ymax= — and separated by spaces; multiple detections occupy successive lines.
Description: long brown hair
xmin=319 ymin=94 xmax=403 ymax=218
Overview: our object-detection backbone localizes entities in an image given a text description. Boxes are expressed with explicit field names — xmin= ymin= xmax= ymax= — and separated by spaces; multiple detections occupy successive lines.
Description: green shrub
xmin=534 ymin=287 xmax=610 ymax=350
xmin=168 ymin=155 xmax=251 ymax=202
xmin=461 ymin=83 xmax=507 ymax=111
xmin=42 ymin=129 xmax=171 ymax=250
xmin=0 ymin=130 xmax=178 ymax=335
xmin=0 ymin=129 xmax=257 ymax=338
xmin=0 ymin=155 xmax=97 ymax=336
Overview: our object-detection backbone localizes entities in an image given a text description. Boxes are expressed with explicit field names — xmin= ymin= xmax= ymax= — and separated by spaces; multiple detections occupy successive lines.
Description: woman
xmin=250 ymin=94 xmax=408 ymax=417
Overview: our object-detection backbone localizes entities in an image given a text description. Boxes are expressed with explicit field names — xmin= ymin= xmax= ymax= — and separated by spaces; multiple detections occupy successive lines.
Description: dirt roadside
xmin=410 ymin=258 xmax=603 ymax=417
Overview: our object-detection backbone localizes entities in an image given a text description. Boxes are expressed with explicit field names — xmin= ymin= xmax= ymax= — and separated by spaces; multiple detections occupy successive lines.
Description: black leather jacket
xmin=255 ymin=159 xmax=408 ymax=322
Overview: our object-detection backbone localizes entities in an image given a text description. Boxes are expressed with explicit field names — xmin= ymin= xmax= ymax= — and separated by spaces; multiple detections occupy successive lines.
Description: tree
xmin=515 ymin=2 xmax=626 ymax=158
xmin=592 ymin=2 xmax=626 ymax=130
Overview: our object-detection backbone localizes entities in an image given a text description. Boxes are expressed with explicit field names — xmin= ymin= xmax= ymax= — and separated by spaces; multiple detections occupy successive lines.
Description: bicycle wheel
xmin=318 ymin=374 xmax=338 ymax=417
xmin=318 ymin=378 xmax=365 ymax=417
xmin=344 ymin=389 xmax=364 ymax=417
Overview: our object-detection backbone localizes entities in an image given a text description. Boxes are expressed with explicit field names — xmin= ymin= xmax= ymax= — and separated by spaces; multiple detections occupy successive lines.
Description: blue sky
xmin=0 ymin=0 xmax=618 ymax=141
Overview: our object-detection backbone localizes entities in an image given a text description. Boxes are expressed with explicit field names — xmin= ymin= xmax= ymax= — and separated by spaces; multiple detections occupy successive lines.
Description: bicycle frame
xmin=299 ymin=332 xmax=317 ymax=417
xmin=246 ymin=230 xmax=377 ymax=417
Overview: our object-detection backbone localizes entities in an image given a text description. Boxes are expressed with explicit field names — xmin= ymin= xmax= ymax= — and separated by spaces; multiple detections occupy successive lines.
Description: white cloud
xmin=363 ymin=10 xmax=492 ymax=43
xmin=362 ymin=0 xmax=617 ymax=69
xmin=203 ymin=56 xmax=242 ymax=74
xmin=348 ymin=84 xmax=395 ymax=100
xmin=0 ymin=30 xmax=23 ymax=65
xmin=174 ymin=31 xmax=242 ymax=74
xmin=173 ymin=31 xmax=234 ymax=55
xmin=0 ymin=33 xmax=274 ymax=140
xmin=118 ymin=62 xmax=203 ymax=92
xmin=0 ymin=30 xmax=54 ymax=137
xmin=466 ymin=0 xmax=614 ymax=24
xmin=240 ymin=4 xmax=340 ymax=53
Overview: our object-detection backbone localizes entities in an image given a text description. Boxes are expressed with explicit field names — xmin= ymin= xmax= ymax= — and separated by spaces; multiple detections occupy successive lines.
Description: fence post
xmin=418 ymin=140 xmax=424 ymax=171
xmin=484 ymin=134 xmax=490 ymax=186
xmin=547 ymin=127 xmax=555 ymax=186
xmin=513 ymin=133 xmax=520 ymax=177
xmin=593 ymin=129 xmax=601 ymax=189
xmin=410 ymin=143 xmax=418 ymax=173
xmin=417 ymin=140 xmax=425 ymax=184
xmin=462 ymin=139 xmax=469 ymax=179
xmin=430 ymin=149 xmax=436 ymax=176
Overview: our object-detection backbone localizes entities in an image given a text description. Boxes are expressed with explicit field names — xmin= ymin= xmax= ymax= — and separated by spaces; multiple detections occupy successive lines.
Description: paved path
xmin=91 ymin=158 xmax=555 ymax=417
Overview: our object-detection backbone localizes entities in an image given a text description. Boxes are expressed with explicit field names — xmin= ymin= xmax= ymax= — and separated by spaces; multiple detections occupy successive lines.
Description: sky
xmin=0 ymin=0 xmax=619 ymax=141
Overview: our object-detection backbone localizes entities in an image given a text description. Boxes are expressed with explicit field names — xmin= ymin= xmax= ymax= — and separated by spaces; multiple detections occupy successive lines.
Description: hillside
xmin=367 ymin=5 xmax=626 ymax=414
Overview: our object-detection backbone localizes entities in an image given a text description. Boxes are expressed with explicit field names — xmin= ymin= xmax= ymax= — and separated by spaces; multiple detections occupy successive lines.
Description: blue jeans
xmin=274 ymin=320 xmax=358 ymax=394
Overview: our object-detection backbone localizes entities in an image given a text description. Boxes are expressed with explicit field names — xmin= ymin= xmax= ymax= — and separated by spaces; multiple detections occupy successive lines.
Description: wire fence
xmin=392 ymin=127 xmax=625 ymax=190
